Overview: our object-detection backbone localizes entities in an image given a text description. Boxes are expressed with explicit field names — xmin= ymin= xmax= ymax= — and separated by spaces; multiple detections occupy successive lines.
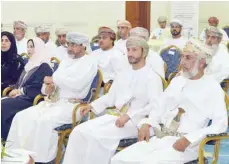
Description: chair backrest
xmin=160 ymin=76 xmax=168 ymax=90
xmin=164 ymin=62 xmax=167 ymax=75
xmin=82 ymin=70 xmax=103 ymax=103
xmin=90 ymin=43 xmax=100 ymax=51
xmin=223 ymin=26 xmax=229 ymax=38
xmin=160 ymin=45 xmax=182 ymax=80
xmin=225 ymin=92 xmax=229 ymax=110
xmin=50 ymin=57 xmax=60 ymax=72
xmin=20 ymin=53 xmax=30 ymax=65
xmin=103 ymin=80 xmax=113 ymax=95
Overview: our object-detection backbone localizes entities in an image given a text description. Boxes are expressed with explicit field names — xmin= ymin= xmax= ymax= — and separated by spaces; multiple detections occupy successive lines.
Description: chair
xmin=160 ymin=45 xmax=182 ymax=80
xmin=167 ymin=71 xmax=179 ymax=84
xmin=55 ymin=70 xmax=103 ymax=164
xmin=164 ymin=62 xmax=167 ymax=75
xmin=115 ymin=75 xmax=168 ymax=152
xmin=221 ymin=79 xmax=229 ymax=92
xmin=2 ymin=57 xmax=60 ymax=102
xmin=32 ymin=57 xmax=61 ymax=106
xmin=227 ymin=41 xmax=229 ymax=53
xmin=118 ymin=92 xmax=229 ymax=162
xmin=223 ymin=26 xmax=229 ymax=38
xmin=184 ymin=92 xmax=229 ymax=164
xmin=90 ymin=35 xmax=100 ymax=51
xmin=20 ymin=53 xmax=30 ymax=65
xmin=50 ymin=57 xmax=60 ymax=72
xmin=103 ymin=80 xmax=113 ymax=94
xmin=2 ymin=86 xmax=44 ymax=106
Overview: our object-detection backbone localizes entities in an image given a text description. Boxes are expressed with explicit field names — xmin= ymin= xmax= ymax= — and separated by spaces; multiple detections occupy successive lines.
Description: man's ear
xmin=218 ymin=37 xmax=222 ymax=44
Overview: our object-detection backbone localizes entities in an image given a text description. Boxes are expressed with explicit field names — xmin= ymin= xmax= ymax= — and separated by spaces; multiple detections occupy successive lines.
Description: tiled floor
xmin=205 ymin=128 xmax=229 ymax=164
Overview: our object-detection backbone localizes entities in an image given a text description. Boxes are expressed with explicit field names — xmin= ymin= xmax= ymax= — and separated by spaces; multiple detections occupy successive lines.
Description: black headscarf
xmin=1 ymin=31 xmax=18 ymax=63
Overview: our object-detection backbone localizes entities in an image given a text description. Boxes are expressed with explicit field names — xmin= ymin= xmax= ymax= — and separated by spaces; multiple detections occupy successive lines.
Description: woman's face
xmin=27 ymin=40 xmax=35 ymax=56
xmin=1 ymin=35 xmax=11 ymax=52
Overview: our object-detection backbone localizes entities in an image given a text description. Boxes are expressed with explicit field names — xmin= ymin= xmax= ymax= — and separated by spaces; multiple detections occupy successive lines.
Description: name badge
xmin=168 ymin=50 xmax=175 ymax=55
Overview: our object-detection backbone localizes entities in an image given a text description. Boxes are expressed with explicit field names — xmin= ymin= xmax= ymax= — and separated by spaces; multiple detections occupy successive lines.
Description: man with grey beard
xmin=204 ymin=26 xmax=229 ymax=83
xmin=111 ymin=38 xmax=227 ymax=164
xmin=6 ymin=32 xmax=98 ymax=163
xmin=13 ymin=21 xmax=28 ymax=55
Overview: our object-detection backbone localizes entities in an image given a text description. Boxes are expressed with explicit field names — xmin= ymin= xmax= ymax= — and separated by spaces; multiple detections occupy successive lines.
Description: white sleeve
xmin=111 ymin=52 xmax=127 ymax=76
xmin=184 ymin=89 xmax=228 ymax=146
xmin=147 ymin=52 xmax=165 ymax=78
xmin=90 ymin=75 xmax=119 ymax=115
xmin=210 ymin=49 xmax=229 ymax=82
xmin=53 ymin=60 xmax=97 ymax=92
xmin=127 ymin=73 xmax=163 ymax=122
xmin=138 ymin=77 xmax=179 ymax=129
xmin=212 ymin=66 xmax=229 ymax=82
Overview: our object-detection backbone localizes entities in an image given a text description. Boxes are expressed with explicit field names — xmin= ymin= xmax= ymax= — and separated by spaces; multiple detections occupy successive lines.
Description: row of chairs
xmin=3 ymin=45 xmax=229 ymax=163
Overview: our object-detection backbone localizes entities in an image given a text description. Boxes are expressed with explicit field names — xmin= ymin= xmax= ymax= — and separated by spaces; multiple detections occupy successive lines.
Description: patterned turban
xmin=205 ymin=26 xmax=223 ymax=38
xmin=35 ymin=25 xmax=51 ymax=33
xmin=183 ymin=38 xmax=218 ymax=64
xmin=157 ymin=16 xmax=167 ymax=23
xmin=98 ymin=26 xmax=116 ymax=41
xmin=126 ymin=36 xmax=149 ymax=57
xmin=55 ymin=28 xmax=68 ymax=35
xmin=66 ymin=32 xmax=89 ymax=47
xmin=13 ymin=21 xmax=27 ymax=30
xmin=117 ymin=20 xmax=132 ymax=28
xmin=130 ymin=27 xmax=149 ymax=41
xmin=170 ymin=19 xmax=183 ymax=27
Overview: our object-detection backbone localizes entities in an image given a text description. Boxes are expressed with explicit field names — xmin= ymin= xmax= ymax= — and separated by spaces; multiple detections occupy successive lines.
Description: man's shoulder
xmin=47 ymin=40 xmax=57 ymax=47
xmin=110 ymin=47 xmax=125 ymax=57
xmin=90 ymin=48 xmax=102 ymax=55
xmin=81 ymin=55 xmax=98 ymax=65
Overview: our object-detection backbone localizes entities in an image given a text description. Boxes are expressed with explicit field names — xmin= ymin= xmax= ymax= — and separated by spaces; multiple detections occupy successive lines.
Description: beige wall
xmin=2 ymin=1 xmax=229 ymax=41
xmin=1 ymin=1 xmax=125 ymax=41
xmin=151 ymin=1 xmax=229 ymax=35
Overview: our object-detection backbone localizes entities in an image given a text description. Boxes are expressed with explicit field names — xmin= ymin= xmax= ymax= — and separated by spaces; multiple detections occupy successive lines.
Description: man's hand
xmin=80 ymin=105 xmax=92 ymax=116
xmin=44 ymin=76 xmax=53 ymax=84
xmin=115 ymin=114 xmax=130 ymax=128
xmin=8 ymin=89 xmax=19 ymax=98
xmin=138 ymin=124 xmax=151 ymax=142
xmin=45 ymin=84 xmax=55 ymax=95
xmin=173 ymin=137 xmax=191 ymax=152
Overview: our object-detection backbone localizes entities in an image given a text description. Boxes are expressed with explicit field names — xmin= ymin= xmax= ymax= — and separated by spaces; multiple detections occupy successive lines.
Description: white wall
xmin=1 ymin=1 xmax=125 ymax=41
xmin=2 ymin=1 xmax=229 ymax=41
xmin=150 ymin=1 xmax=229 ymax=35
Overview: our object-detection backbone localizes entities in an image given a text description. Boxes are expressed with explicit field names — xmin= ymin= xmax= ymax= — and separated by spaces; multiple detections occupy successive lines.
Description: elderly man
xmin=200 ymin=16 xmax=229 ymax=42
xmin=6 ymin=32 xmax=98 ymax=163
xmin=130 ymin=27 xmax=165 ymax=78
xmin=115 ymin=20 xmax=132 ymax=55
xmin=52 ymin=28 xmax=68 ymax=61
xmin=35 ymin=25 xmax=57 ymax=56
xmin=150 ymin=16 xmax=170 ymax=40
xmin=63 ymin=36 xmax=163 ymax=164
xmin=90 ymin=26 xmax=127 ymax=84
xmin=111 ymin=39 xmax=227 ymax=164
xmin=13 ymin=21 xmax=28 ymax=55
xmin=204 ymin=26 xmax=229 ymax=82
xmin=160 ymin=19 xmax=187 ymax=51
